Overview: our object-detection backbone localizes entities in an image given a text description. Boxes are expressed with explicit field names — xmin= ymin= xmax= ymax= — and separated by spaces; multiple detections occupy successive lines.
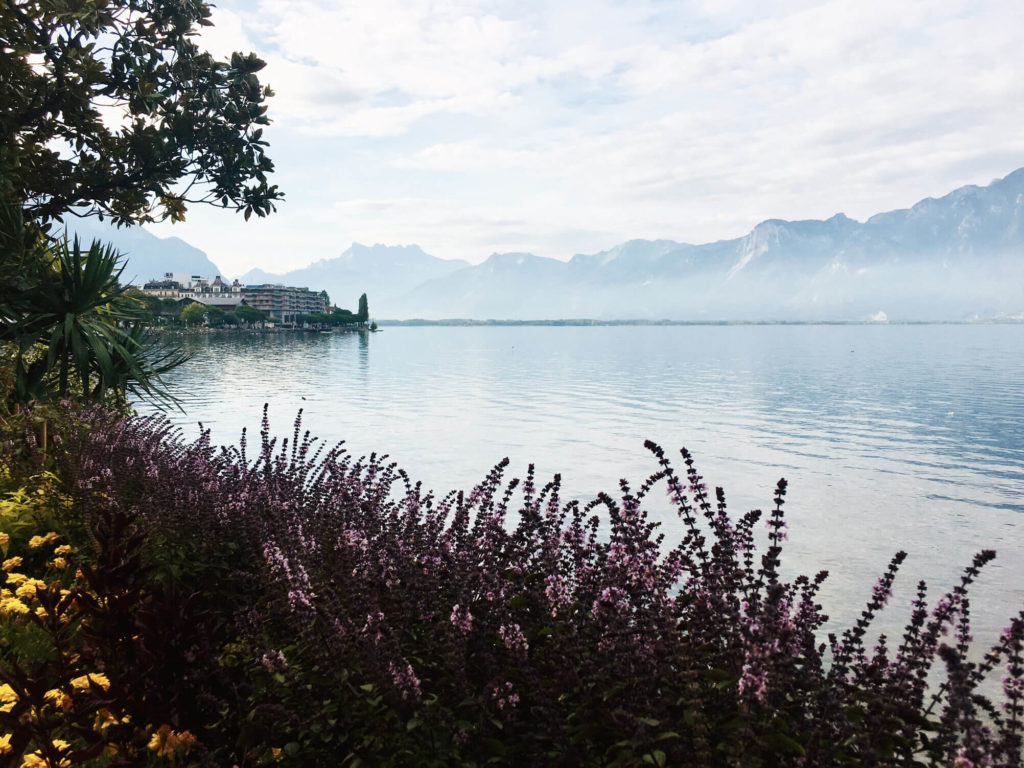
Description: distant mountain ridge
xmin=236 ymin=243 xmax=471 ymax=312
xmin=230 ymin=168 xmax=1024 ymax=321
xmin=58 ymin=215 xmax=223 ymax=282
xmin=65 ymin=168 xmax=1024 ymax=320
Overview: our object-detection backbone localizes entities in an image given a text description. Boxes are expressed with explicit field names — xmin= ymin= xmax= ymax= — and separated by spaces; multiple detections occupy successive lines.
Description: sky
xmin=146 ymin=0 xmax=1024 ymax=277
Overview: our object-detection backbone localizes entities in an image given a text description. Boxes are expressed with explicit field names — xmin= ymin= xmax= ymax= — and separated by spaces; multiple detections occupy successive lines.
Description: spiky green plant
xmin=1 ymin=205 xmax=186 ymax=407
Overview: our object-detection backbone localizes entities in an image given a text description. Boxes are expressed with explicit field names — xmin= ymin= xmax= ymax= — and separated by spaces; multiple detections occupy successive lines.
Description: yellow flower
xmin=2 ymin=557 xmax=22 ymax=571
xmin=93 ymin=708 xmax=130 ymax=732
xmin=15 ymin=579 xmax=46 ymax=599
xmin=0 ymin=597 xmax=29 ymax=615
xmin=43 ymin=689 xmax=73 ymax=711
xmin=0 ymin=532 xmax=8 ymax=547
xmin=54 ymin=545 xmax=71 ymax=556
xmin=70 ymin=673 xmax=110 ymax=691
xmin=0 ymin=733 xmax=11 ymax=755
xmin=5 ymin=573 xmax=27 ymax=585
xmin=147 ymin=725 xmax=173 ymax=757
xmin=0 ymin=685 xmax=17 ymax=713
xmin=27 ymin=533 xmax=58 ymax=549
xmin=147 ymin=725 xmax=196 ymax=757
xmin=50 ymin=557 xmax=67 ymax=570
xmin=21 ymin=750 xmax=70 ymax=768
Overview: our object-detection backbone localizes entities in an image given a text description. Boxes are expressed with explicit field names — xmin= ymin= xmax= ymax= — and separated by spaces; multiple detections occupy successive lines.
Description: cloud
xmin=155 ymin=0 xmax=1024 ymax=273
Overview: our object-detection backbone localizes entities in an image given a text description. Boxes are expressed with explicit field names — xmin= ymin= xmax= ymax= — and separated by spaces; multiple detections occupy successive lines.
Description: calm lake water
xmin=141 ymin=324 xmax=1024 ymax=643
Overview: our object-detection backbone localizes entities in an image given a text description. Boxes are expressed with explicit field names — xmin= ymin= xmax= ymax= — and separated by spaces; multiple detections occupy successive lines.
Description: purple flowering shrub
xmin=4 ymin=403 xmax=1024 ymax=766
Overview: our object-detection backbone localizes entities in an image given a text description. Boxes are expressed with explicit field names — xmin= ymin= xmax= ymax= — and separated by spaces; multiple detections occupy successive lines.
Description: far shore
xmin=375 ymin=317 xmax=1024 ymax=327
xmin=148 ymin=325 xmax=373 ymax=334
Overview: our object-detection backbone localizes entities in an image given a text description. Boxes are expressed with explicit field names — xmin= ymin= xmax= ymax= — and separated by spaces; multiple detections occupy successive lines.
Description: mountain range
xmin=56 ymin=214 xmax=223 ymax=283
xmin=67 ymin=168 xmax=1024 ymax=321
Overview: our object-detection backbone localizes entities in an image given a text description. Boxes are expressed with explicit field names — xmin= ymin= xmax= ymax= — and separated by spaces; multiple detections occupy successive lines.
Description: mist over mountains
xmin=56 ymin=214 xmax=223 ymax=282
xmin=236 ymin=244 xmax=470 ymax=314
xmin=71 ymin=168 xmax=1024 ymax=321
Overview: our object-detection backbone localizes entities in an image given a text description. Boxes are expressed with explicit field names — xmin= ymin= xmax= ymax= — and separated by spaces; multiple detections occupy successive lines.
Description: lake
xmin=141 ymin=324 xmax=1024 ymax=645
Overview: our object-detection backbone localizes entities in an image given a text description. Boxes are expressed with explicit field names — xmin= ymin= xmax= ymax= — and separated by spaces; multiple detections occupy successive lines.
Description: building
xmin=239 ymin=284 xmax=328 ymax=323
xmin=142 ymin=274 xmax=329 ymax=323
xmin=141 ymin=273 xmax=244 ymax=307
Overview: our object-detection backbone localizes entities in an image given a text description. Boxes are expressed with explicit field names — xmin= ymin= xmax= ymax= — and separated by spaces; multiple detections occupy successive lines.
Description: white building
xmin=142 ymin=274 xmax=245 ymax=307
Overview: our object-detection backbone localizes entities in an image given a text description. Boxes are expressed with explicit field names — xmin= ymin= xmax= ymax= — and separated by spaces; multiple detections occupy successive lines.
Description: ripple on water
xmin=138 ymin=325 xmax=1024 ymax=639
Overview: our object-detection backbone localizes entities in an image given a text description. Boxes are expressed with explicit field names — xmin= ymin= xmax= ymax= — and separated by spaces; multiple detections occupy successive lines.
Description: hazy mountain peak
xmin=58 ymin=216 xmax=223 ymax=282
xmin=346 ymin=242 xmax=429 ymax=254
xmin=481 ymin=252 xmax=554 ymax=271
xmin=337 ymin=242 xmax=450 ymax=267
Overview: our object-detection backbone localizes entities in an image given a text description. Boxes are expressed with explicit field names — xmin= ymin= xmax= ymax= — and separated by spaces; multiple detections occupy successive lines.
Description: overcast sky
xmin=146 ymin=0 xmax=1024 ymax=276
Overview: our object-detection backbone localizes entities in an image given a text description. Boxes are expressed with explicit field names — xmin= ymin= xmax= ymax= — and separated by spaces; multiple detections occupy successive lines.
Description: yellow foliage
xmin=0 ymin=475 xmax=140 ymax=766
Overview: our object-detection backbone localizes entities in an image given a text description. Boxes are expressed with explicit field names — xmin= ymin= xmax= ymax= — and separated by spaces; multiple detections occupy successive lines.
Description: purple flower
xmin=492 ymin=681 xmax=519 ymax=710
xmin=499 ymin=623 xmax=528 ymax=656
xmin=389 ymin=659 xmax=421 ymax=701
xmin=450 ymin=604 xmax=472 ymax=633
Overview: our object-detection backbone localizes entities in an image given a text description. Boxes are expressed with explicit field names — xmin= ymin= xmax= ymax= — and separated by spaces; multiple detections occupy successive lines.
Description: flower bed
xmin=0 ymin=404 xmax=1021 ymax=766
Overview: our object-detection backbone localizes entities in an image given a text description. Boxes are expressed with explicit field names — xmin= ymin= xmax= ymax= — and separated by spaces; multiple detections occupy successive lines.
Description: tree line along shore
xmin=126 ymin=287 xmax=375 ymax=331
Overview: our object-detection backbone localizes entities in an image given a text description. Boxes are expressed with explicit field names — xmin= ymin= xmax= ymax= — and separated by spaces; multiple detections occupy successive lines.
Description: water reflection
xmin=140 ymin=325 xmax=1024 ymax=640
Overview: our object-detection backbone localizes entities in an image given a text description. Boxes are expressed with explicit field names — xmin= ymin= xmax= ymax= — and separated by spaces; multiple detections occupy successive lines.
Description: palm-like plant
xmin=1 ymin=211 xmax=187 ymax=407
xmin=95 ymin=323 xmax=188 ymax=405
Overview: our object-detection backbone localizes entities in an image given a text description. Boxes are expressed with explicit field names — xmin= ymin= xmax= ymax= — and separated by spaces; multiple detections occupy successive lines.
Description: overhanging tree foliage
xmin=1 ymin=1 xmax=282 ymax=407
xmin=0 ymin=0 xmax=282 ymax=226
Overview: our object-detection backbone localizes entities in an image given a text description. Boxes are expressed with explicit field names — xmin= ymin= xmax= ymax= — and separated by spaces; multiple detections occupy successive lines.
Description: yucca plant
xmin=1 ymin=202 xmax=187 ymax=408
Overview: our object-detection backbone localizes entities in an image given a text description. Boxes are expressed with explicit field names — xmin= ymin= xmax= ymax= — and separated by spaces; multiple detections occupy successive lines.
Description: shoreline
xmin=376 ymin=317 xmax=1024 ymax=327
xmin=147 ymin=325 xmax=372 ymax=335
